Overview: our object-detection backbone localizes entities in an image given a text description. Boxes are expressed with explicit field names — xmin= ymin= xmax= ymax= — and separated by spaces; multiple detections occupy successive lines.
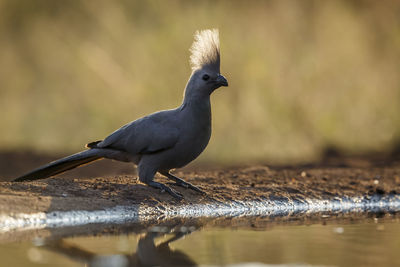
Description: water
xmin=0 ymin=213 xmax=399 ymax=267
xmin=1 ymin=195 xmax=399 ymax=266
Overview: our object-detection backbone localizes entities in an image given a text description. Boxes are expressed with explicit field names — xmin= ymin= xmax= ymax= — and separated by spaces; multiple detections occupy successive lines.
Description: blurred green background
xmin=1 ymin=0 xmax=400 ymax=165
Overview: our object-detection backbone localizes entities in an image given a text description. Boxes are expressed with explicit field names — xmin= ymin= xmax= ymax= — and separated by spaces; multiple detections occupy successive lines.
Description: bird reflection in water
xmin=37 ymin=226 xmax=198 ymax=267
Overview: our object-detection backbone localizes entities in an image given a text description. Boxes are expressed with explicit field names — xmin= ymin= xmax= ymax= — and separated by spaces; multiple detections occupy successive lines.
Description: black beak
xmin=216 ymin=74 xmax=228 ymax=87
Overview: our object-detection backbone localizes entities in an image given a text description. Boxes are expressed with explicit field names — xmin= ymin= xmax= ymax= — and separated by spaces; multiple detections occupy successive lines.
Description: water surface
xmin=1 ymin=214 xmax=399 ymax=267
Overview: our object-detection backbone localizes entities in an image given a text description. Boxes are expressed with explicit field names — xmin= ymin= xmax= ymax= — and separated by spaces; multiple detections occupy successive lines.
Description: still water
xmin=0 ymin=214 xmax=399 ymax=267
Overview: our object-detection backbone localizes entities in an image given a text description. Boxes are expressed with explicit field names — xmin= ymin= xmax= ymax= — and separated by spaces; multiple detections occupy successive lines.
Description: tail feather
xmin=14 ymin=150 xmax=102 ymax=182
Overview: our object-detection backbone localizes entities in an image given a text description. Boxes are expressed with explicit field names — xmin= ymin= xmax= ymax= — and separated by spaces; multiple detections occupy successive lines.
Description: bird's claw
xmin=168 ymin=188 xmax=183 ymax=200
xmin=148 ymin=181 xmax=184 ymax=200
xmin=168 ymin=181 xmax=205 ymax=195
xmin=161 ymin=186 xmax=183 ymax=200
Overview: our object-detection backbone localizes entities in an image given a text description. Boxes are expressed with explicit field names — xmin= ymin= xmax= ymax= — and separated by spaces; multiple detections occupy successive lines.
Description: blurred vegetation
xmin=1 ymin=0 xmax=400 ymax=164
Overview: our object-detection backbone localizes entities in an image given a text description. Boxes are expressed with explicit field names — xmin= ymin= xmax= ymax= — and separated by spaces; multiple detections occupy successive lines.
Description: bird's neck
xmin=181 ymin=93 xmax=211 ymax=115
xmin=181 ymin=85 xmax=211 ymax=123
xmin=181 ymin=75 xmax=211 ymax=110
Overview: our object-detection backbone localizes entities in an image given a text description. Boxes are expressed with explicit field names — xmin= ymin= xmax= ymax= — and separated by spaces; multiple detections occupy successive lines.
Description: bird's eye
xmin=202 ymin=74 xmax=210 ymax=81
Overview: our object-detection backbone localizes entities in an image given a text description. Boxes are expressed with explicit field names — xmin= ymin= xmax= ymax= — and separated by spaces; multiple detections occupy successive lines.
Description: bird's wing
xmin=96 ymin=111 xmax=180 ymax=155
xmin=96 ymin=122 xmax=132 ymax=148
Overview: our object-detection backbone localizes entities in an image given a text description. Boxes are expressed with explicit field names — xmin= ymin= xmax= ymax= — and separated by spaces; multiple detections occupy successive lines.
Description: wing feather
xmin=95 ymin=111 xmax=179 ymax=155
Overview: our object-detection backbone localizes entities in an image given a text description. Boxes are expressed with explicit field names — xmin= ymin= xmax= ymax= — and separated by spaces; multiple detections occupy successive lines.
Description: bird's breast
xmin=171 ymin=110 xmax=211 ymax=167
xmin=155 ymin=102 xmax=212 ymax=170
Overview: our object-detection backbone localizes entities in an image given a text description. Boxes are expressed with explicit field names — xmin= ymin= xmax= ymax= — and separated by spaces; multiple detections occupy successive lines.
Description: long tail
xmin=14 ymin=149 xmax=102 ymax=182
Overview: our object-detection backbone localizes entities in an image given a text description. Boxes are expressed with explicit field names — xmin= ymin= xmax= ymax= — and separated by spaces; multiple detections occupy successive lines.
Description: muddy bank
xmin=0 ymin=157 xmax=399 ymax=214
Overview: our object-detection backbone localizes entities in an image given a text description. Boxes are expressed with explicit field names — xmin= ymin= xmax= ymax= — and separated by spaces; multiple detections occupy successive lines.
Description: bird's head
xmin=185 ymin=29 xmax=228 ymax=98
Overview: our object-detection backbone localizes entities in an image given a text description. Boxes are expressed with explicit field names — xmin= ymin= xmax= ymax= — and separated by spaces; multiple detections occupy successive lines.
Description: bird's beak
xmin=216 ymin=74 xmax=228 ymax=87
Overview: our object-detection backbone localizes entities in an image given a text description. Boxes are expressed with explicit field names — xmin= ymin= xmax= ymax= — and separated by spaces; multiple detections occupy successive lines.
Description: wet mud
xmin=0 ymin=152 xmax=399 ymax=215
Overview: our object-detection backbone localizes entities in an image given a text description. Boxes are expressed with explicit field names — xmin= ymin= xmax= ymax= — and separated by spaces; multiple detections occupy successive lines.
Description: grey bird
xmin=14 ymin=29 xmax=228 ymax=199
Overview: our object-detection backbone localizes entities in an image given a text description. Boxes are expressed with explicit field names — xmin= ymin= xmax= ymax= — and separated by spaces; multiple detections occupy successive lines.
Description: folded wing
xmin=95 ymin=112 xmax=180 ymax=155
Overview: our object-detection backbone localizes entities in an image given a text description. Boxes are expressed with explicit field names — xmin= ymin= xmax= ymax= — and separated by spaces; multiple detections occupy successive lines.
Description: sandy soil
xmin=0 ymin=151 xmax=399 ymax=215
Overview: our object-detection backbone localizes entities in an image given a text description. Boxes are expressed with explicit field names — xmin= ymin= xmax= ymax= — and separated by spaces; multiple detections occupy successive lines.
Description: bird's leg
xmin=160 ymin=171 xmax=205 ymax=194
xmin=138 ymin=165 xmax=183 ymax=200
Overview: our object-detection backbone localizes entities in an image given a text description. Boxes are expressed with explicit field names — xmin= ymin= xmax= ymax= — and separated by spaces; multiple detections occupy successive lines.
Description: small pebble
xmin=301 ymin=171 xmax=307 ymax=177
xmin=373 ymin=179 xmax=379 ymax=185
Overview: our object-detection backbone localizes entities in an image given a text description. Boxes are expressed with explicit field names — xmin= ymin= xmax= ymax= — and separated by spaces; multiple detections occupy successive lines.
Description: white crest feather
xmin=190 ymin=29 xmax=220 ymax=72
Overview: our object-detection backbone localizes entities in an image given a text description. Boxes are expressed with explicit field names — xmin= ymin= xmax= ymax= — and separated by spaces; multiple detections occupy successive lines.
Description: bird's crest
xmin=190 ymin=29 xmax=220 ymax=73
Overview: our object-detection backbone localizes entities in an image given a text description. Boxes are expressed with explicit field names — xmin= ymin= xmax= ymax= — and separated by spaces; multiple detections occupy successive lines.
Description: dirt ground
xmin=0 ymin=151 xmax=399 ymax=214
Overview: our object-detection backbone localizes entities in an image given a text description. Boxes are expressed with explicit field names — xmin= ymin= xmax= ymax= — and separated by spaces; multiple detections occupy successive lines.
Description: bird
xmin=14 ymin=29 xmax=228 ymax=200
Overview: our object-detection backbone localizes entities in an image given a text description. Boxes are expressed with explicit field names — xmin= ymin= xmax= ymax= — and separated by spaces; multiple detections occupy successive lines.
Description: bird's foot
xmin=161 ymin=171 xmax=206 ymax=195
xmin=169 ymin=180 xmax=205 ymax=195
xmin=147 ymin=181 xmax=183 ymax=200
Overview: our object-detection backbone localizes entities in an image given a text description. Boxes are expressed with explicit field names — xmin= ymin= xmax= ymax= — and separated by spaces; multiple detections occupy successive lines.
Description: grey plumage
xmin=14 ymin=29 xmax=228 ymax=199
